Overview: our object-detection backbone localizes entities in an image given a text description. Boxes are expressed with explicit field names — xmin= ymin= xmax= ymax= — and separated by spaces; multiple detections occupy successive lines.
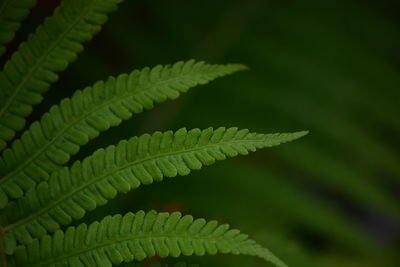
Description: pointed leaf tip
xmin=281 ymin=130 xmax=309 ymax=143
xmin=231 ymin=63 xmax=249 ymax=70
xmin=293 ymin=130 xmax=309 ymax=139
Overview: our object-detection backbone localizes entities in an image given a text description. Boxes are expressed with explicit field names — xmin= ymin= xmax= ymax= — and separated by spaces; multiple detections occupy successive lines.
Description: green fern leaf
xmin=0 ymin=0 xmax=123 ymax=150
xmin=0 ymin=61 xmax=246 ymax=208
xmin=11 ymin=211 xmax=287 ymax=267
xmin=3 ymin=127 xmax=307 ymax=253
xmin=0 ymin=0 xmax=37 ymax=56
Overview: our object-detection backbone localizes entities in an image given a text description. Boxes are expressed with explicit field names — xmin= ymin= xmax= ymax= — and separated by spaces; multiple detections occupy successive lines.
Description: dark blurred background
xmin=5 ymin=0 xmax=400 ymax=266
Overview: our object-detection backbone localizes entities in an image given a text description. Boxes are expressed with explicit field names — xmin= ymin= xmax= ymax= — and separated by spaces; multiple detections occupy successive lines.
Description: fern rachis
xmin=0 ymin=0 xmax=307 ymax=266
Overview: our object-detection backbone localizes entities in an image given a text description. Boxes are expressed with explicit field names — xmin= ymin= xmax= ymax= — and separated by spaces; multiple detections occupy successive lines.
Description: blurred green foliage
xmin=5 ymin=0 xmax=399 ymax=266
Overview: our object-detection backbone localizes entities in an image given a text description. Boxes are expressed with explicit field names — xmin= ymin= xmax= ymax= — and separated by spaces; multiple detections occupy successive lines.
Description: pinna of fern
xmin=3 ymin=127 xmax=306 ymax=253
xmin=10 ymin=211 xmax=289 ymax=267
xmin=0 ymin=0 xmax=307 ymax=266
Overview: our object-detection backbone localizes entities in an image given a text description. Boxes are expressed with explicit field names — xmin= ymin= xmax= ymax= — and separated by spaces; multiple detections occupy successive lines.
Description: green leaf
xmin=0 ymin=60 xmax=247 ymax=208
xmin=4 ymin=127 xmax=307 ymax=253
xmin=0 ymin=0 xmax=123 ymax=150
xmin=0 ymin=0 xmax=37 ymax=56
xmin=11 ymin=211 xmax=287 ymax=267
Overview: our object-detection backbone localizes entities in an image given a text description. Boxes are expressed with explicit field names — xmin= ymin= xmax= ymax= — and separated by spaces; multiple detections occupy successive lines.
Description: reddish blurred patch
xmin=37 ymin=0 xmax=60 ymax=14
xmin=163 ymin=201 xmax=185 ymax=213
xmin=144 ymin=256 xmax=162 ymax=264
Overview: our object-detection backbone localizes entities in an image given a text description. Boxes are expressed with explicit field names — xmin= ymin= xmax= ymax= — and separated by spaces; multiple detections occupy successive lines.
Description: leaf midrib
xmin=6 ymin=137 xmax=268 ymax=232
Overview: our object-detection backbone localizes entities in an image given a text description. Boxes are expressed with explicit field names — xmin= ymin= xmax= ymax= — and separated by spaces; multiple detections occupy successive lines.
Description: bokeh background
xmin=5 ymin=0 xmax=400 ymax=266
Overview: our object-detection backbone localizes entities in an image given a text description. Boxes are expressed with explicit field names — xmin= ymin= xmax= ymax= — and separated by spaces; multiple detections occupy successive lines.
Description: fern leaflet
xmin=11 ymin=211 xmax=287 ymax=267
xmin=3 ymin=127 xmax=307 ymax=253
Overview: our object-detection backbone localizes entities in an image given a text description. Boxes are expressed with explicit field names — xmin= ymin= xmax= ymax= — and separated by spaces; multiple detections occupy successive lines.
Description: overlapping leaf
xmin=3 ymin=127 xmax=307 ymax=253
xmin=12 ymin=211 xmax=287 ymax=267
xmin=0 ymin=0 xmax=123 ymax=150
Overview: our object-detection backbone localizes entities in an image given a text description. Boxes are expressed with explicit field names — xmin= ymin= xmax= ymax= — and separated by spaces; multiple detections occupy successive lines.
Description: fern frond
xmin=4 ymin=127 xmax=307 ymax=253
xmin=0 ymin=0 xmax=123 ymax=150
xmin=11 ymin=211 xmax=287 ymax=267
xmin=0 ymin=0 xmax=37 ymax=56
xmin=0 ymin=61 xmax=246 ymax=208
